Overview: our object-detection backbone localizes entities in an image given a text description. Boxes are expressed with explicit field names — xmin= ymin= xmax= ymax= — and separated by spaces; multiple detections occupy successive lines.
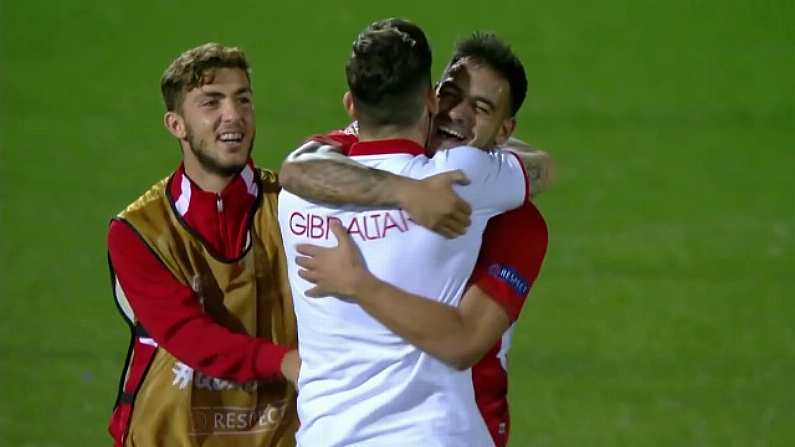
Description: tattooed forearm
xmin=502 ymin=137 xmax=554 ymax=197
xmin=279 ymin=159 xmax=407 ymax=207
xmin=520 ymin=151 xmax=553 ymax=196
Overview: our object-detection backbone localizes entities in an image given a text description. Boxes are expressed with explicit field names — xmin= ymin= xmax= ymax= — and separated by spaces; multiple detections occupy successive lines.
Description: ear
xmin=426 ymin=87 xmax=439 ymax=116
xmin=495 ymin=117 xmax=516 ymax=146
xmin=164 ymin=111 xmax=187 ymax=140
xmin=342 ymin=91 xmax=356 ymax=119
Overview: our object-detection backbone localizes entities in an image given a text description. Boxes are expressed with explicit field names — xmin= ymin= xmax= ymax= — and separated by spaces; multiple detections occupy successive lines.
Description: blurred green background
xmin=1 ymin=0 xmax=793 ymax=445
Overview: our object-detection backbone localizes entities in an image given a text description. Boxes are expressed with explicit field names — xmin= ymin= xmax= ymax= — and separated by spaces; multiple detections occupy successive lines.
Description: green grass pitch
xmin=1 ymin=1 xmax=793 ymax=445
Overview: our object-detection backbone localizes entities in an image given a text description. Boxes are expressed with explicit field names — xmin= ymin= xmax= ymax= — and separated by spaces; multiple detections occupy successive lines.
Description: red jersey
xmin=312 ymin=130 xmax=549 ymax=446
xmin=469 ymin=202 xmax=548 ymax=446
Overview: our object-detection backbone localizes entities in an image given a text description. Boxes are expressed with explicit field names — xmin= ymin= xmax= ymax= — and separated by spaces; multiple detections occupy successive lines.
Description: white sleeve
xmin=424 ymin=146 xmax=528 ymax=216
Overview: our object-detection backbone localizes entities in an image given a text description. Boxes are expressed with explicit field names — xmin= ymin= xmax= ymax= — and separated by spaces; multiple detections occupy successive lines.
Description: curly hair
xmin=345 ymin=18 xmax=432 ymax=127
xmin=160 ymin=43 xmax=250 ymax=111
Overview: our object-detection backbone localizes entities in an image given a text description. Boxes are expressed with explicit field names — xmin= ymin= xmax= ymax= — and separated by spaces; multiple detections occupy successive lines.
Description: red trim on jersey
xmin=109 ymin=401 xmax=133 ymax=446
xmin=505 ymin=151 xmax=531 ymax=203
xmin=168 ymin=163 xmax=258 ymax=259
xmin=470 ymin=271 xmax=524 ymax=321
xmin=348 ymin=138 xmax=425 ymax=157
xmin=473 ymin=341 xmax=511 ymax=447
xmin=306 ymin=130 xmax=358 ymax=155
xmin=470 ymin=201 xmax=548 ymax=321
xmin=108 ymin=338 xmax=157 ymax=446
xmin=312 ymin=129 xmax=549 ymax=447
xmin=470 ymin=201 xmax=548 ymax=446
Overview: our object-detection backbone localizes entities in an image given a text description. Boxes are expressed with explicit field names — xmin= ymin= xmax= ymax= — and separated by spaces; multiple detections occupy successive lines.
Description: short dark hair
xmin=445 ymin=33 xmax=527 ymax=117
xmin=345 ymin=18 xmax=433 ymax=128
xmin=161 ymin=43 xmax=250 ymax=112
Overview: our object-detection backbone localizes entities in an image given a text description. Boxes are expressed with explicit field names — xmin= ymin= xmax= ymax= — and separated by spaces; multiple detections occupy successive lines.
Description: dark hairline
xmin=444 ymin=33 xmax=527 ymax=117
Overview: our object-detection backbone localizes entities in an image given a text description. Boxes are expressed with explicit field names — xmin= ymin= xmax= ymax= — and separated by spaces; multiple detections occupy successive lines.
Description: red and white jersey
xmin=309 ymin=129 xmax=548 ymax=446
xmin=469 ymin=202 xmax=548 ymax=447
xmin=279 ymin=138 xmax=528 ymax=447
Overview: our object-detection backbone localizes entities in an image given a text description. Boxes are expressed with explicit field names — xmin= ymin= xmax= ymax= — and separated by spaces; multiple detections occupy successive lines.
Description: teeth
xmin=439 ymin=126 xmax=464 ymax=139
xmin=219 ymin=132 xmax=243 ymax=142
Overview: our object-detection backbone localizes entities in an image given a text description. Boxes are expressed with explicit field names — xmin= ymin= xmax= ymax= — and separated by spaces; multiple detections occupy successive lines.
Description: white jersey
xmin=278 ymin=138 xmax=528 ymax=447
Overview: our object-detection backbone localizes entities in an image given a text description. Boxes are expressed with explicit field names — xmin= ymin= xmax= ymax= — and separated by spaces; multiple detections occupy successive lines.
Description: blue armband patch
xmin=487 ymin=263 xmax=530 ymax=297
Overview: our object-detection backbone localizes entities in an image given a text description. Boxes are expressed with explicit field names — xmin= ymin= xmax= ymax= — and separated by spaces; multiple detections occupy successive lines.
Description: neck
xmin=182 ymin=157 xmax=236 ymax=194
xmin=358 ymin=124 xmax=426 ymax=147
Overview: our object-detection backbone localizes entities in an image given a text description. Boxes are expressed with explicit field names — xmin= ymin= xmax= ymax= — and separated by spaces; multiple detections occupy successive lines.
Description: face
xmin=429 ymin=58 xmax=515 ymax=152
xmin=168 ymin=67 xmax=255 ymax=178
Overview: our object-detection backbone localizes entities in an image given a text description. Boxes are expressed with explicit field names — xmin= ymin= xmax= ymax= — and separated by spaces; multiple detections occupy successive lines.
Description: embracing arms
xmin=279 ymin=142 xmax=472 ymax=238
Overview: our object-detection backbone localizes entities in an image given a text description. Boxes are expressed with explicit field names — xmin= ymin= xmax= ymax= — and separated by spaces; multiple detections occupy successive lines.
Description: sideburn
xmin=184 ymin=126 xmax=251 ymax=178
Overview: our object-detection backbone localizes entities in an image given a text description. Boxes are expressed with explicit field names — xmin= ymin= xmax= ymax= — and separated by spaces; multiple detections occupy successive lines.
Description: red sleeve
xmin=469 ymin=202 xmax=548 ymax=321
xmin=108 ymin=220 xmax=289 ymax=383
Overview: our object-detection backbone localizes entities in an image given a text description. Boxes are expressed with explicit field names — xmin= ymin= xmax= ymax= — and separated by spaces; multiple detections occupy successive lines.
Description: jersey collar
xmin=347 ymin=138 xmax=426 ymax=157
xmin=169 ymin=160 xmax=259 ymax=217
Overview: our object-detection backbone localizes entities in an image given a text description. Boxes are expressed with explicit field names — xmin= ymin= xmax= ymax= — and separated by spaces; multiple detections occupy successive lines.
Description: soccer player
xmin=281 ymin=33 xmax=548 ymax=447
xmin=106 ymin=42 xmax=475 ymax=447
xmin=278 ymin=19 xmax=531 ymax=447
xmin=105 ymin=43 xmax=303 ymax=446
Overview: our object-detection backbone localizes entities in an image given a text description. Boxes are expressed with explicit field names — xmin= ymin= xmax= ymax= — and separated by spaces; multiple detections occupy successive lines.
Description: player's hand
xmin=295 ymin=221 xmax=371 ymax=299
xmin=285 ymin=139 xmax=344 ymax=163
xmin=280 ymin=349 xmax=301 ymax=387
xmin=397 ymin=170 xmax=472 ymax=238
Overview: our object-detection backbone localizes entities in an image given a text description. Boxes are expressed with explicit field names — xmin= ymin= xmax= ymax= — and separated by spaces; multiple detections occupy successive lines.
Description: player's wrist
xmin=279 ymin=349 xmax=300 ymax=386
xmin=391 ymin=175 xmax=423 ymax=210
xmin=350 ymin=270 xmax=380 ymax=303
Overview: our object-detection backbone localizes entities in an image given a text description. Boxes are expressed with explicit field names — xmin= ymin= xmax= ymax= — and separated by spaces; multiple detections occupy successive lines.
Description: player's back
xmin=278 ymin=139 xmax=527 ymax=447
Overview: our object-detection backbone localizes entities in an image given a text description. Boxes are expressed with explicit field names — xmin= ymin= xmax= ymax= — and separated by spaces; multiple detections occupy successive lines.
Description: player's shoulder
xmin=305 ymin=128 xmax=359 ymax=155
xmin=486 ymin=201 xmax=548 ymax=245
xmin=116 ymin=175 xmax=170 ymax=220
xmin=432 ymin=145 xmax=487 ymax=161
xmin=429 ymin=146 xmax=517 ymax=172
xmin=513 ymin=200 xmax=547 ymax=229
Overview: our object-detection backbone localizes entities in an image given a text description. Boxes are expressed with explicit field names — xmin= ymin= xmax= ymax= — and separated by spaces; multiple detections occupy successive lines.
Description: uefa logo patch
xmin=488 ymin=263 xmax=529 ymax=297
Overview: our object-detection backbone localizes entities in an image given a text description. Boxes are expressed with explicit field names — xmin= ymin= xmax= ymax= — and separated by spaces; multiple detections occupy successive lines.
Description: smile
xmin=218 ymin=132 xmax=243 ymax=143
xmin=437 ymin=125 xmax=466 ymax=140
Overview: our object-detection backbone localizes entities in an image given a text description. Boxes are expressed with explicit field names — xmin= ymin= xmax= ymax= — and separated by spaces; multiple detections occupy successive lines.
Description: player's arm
xmin=282 ymin=138 xmax=550 ymax=214
xmin=353 ymin=280 xmax=509 ymax=370
xmin=501 ymin=137 xmax=555 ymax=197
xmin=429 ymin=146 xmax=530 ymax=217
xmin=467 ymin=203 xmax=548 ymax=322
xmin=297 ymin=205 xmax=548 ymax=369
xmin=109 ymin=220 xmax=298 ymax=385
xmin=280 ymin=140 xmax=431 ymax=209
xmin=280 ymin=141 xmax=472 ymax=239
xmin=295 ymin=222 xmax=510 ymax=370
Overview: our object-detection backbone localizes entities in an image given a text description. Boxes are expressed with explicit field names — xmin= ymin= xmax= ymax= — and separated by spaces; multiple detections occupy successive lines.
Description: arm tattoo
xmin=502 ymin=137 xmax=553 ymax=197
xmin=521 ymin=152 xmax=550 ymax=196
xmin=280 ymin=160 xmax=400 ymax=207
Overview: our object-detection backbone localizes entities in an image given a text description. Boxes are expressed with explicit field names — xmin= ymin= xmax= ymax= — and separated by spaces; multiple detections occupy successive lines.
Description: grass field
xmin=1 ymin=1 xmax=793 ymax=445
